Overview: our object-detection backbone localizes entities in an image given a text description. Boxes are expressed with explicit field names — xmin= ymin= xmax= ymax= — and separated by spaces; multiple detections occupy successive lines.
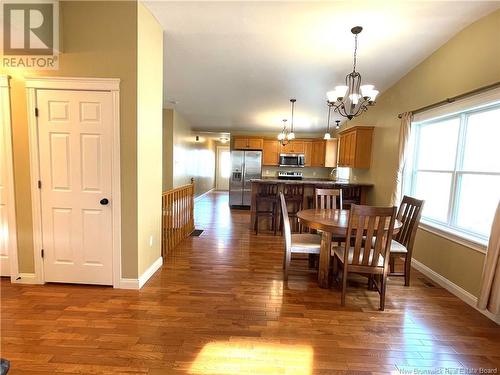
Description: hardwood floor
xmin=1 ymin=191 xmax=499 ymax=374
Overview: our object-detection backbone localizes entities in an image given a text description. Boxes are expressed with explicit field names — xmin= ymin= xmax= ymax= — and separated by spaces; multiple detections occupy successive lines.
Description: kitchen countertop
xmin=250 ymin=178 xmax=373 ymax=187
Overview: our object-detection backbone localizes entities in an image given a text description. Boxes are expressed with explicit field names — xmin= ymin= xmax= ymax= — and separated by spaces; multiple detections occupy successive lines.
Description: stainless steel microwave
xmin=279 ymin=154 xmax=305 ymax=168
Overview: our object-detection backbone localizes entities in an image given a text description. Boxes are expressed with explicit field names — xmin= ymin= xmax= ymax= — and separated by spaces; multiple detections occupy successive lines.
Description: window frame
xmin=405 ymin=101 xmax=500 ymax=248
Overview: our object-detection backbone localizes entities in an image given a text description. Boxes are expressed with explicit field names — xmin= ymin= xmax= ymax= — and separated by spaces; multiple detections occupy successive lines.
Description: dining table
xmin=297 ymin=208 xmax=403 ymax=288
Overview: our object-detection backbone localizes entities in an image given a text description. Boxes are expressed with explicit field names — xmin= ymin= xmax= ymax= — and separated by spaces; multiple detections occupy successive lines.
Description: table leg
xmin=318 ymin=231 xmax=332 ymax=288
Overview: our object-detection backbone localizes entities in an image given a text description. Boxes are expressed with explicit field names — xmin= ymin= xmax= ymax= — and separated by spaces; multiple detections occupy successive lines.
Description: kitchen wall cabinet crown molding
xmin=338 ymin=126 xmax=374 ymax=169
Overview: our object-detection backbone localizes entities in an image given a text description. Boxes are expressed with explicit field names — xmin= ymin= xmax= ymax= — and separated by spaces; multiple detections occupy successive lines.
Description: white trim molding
xmin=0 ymin=75 xmax=19 ymax=281
xmin=117 ymin=257 xmax=163 ymax=290
xmin=0 ymin=75 xmax=10 ymax=87
xmin=139 ymin=256 xmax=163 ymax=289
xmin=11 ymin=273 xmax=41 ymax=285
xmin=24 ymin=76 xmax=122 ymax=287
xmin=412 ymin=258 xmax=499 ymax=324
xmin=25 ymin=77 xmax=120 ymax=91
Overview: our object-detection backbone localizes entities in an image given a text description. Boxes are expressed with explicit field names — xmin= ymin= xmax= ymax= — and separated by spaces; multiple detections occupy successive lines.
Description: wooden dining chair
xmin=254 ymin=183 xmax=280 ymax=235
xmin=390 ymin=195 xmax=425 ymax=286
xmin=314 ymin=188 xmax=343 ymax=210
xmin=280 ymin=192 xmax=321 ymax=281
xmin=331 ymin=204 xmax=397 ymax=310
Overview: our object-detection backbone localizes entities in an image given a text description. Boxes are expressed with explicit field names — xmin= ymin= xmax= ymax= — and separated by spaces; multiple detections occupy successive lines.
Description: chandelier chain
xmin=353 ymin=33 xmax=358 ymax=72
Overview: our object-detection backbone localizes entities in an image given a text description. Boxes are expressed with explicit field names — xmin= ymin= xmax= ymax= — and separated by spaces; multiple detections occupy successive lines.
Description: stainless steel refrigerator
xmin=229 ymin=150 xmax=262 ymax=207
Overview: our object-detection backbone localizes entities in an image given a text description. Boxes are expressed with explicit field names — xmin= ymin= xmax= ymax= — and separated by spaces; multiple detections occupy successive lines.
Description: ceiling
xmin=144 ymin=1 xmax=499 ymax=133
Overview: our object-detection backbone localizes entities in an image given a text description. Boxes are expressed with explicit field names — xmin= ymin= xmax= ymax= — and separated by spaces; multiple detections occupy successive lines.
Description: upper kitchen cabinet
xmin=233 ymin=137 xmax=264 ymax=150
xmin=309 ymin=139 xmax=337 ymax=167
xmin=338 ymin=126 xmax=374 ymax=168
xmin=311 ymin=140 xmax=326 ymax=167
xmin=324 ymin=139 xmax=338 ymax=168
xmin=280 ymin=140 xmax=304 ymax=154
xmin=262 ymin=140 xmax=280 ymax=165
xmin=303 ymin=141 xmax=312 ymax=166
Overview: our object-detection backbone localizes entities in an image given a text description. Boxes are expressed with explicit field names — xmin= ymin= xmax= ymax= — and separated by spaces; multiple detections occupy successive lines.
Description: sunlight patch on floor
xmin=189 ymin=340 xmax=313 ymax=375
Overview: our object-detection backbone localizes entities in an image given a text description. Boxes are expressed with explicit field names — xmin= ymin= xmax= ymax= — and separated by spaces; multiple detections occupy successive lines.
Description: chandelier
xmin=277 ymin=98 xmax=297 ymax=145
xmin=327 ymin=26 xmax=379 ymax=120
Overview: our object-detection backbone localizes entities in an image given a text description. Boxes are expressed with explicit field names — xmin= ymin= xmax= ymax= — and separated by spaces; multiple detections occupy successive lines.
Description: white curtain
xmin=390 ymin=112 xmax=413 ymax=206
xmin=478 ymin=201 xmax=500 ymax=315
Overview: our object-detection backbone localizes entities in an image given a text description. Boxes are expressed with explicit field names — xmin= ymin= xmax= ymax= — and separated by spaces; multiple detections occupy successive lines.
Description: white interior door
xmin=0 ymin=77 xmax=16 ymax=277
xmin=216 ymin=146 xmax=230 ymax=191
xmin=37 ymin=89 xmax=113 ymax=285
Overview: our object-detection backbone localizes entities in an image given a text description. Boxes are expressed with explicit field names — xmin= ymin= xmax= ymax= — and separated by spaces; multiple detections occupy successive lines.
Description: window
xmin=405 ymin=102 xmax=500 ymax=245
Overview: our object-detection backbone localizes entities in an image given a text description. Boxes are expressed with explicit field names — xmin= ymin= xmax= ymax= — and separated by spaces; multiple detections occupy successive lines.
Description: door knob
xmin=100 ymin=198 xmax=109 ymax=205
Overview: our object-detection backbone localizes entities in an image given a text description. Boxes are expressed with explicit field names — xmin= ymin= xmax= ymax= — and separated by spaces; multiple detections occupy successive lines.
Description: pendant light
xmin=324 ymin=103 xmax=333 ymax=140
xmin=335 ymin=120 xmax=340 ymax=130
xmin=287 ymin=98 xmax=296 ymax=140
xmin=327 ymin=26 xmax=379 ymax=120
xmin=277 ymin=119 xmax=289 ymax=146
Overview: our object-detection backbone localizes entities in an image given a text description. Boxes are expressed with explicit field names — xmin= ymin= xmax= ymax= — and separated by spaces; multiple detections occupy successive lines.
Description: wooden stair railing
xmin=162 ymin=178 xmax=195 ymax=256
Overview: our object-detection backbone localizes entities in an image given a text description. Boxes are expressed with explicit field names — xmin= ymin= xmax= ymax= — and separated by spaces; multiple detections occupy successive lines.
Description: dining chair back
xmin=314 ymin=188 xmax=343 ymax=210
xmin=390 ymin=195 xmax=425 ymax=286
xmin=332 ymin=204 xmax=396 ymax=310
xmin=280 ymin=192 xmax=292 ymax=254
xmin=280 ymin=192 xmax=321 ymax=280
xmin=254 ymin=183 xmax=280 ymax=235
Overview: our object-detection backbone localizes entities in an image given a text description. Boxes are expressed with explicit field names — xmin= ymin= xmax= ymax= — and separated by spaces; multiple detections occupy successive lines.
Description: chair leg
xmin=389 ymin=255 xmax=395 ymax=273
xmin=341 ymin=265 xmax=347 ymax=306
xmin=380 ymin=273 xmax=387 ymax=311
xmin=273 ymin=203 xmax=277 ymax=236
xmin=404 ymin=254 xmax=411 ymax=287
xmin=284 ymin=250 xmax=291 ymax=281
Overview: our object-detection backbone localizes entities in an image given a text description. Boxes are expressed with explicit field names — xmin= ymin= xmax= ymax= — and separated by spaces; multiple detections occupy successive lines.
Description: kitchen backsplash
xmin=262 ymin=166 xmax=333 ymax=179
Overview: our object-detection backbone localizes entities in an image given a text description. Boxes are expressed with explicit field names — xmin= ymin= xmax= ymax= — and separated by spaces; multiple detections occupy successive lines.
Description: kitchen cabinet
xmin=233 ymin=137 xmax=263 ymax=150
xmin=303 ymin=141 xmax=312 ymax=166
xmin=338 ymin=126 xmax=374 ymax=168
xmin=311 ymin=140 xmax=326 ymax=167
xmin=262 ymin=140 xmax=280 ymax=165
xmin=324 ymin=139 xmax=338 ymax=168
xmin=280 ymin=140 xmax=304 ymax=154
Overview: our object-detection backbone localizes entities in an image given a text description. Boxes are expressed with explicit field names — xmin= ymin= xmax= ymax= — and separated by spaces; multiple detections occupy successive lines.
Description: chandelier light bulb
xmin=324 ymin=132 xmax=331 ymax=140
xmin=287 ymin=132 xmax=295 ymax=140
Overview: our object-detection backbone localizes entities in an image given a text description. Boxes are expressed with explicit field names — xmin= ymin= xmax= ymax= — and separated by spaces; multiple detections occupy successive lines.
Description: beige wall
xmin=137 ymin=3 xmax=163 ymax=276
xmin=163 ymin=109 xmax=216 ymax=197
xmin=1 ymin=1 xmax=139 ymax=277
xmin=344 ymin=9 xmax=500 ymax=296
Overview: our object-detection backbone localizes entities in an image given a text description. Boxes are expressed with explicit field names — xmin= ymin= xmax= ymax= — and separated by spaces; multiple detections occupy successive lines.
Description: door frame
xmin=25 ymin=77 xmax=122 ymax=287
xmin=215 ymin=145 xmax=230 ymax=191
xmin=0 ymin=75 xmax=19 ymax=281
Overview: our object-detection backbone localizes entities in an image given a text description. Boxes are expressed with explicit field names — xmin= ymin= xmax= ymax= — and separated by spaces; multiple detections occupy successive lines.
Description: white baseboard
xmin=411 ymin=258 xmax=499 ymax=324
xmin=195 ymin=188 xmax=214 ymax=202
xmin=138 ymin=256 xmax=163 ymax=288
xmin=11 ymin=273 xmax=41 ymax=285
xmin=116 ymin=256 xmax=163 ymax=290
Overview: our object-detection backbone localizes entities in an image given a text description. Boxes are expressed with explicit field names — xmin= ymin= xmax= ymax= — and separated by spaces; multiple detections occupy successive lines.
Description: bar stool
xmin=281 ymin=184 xmax=304 ymax=234
xmin=254 ymin=183 xmax=280 ymax=235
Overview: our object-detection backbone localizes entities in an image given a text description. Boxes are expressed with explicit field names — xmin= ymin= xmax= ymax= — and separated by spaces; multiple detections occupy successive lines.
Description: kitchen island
xmin=249 ymin=178 xmax=373 ymax=231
